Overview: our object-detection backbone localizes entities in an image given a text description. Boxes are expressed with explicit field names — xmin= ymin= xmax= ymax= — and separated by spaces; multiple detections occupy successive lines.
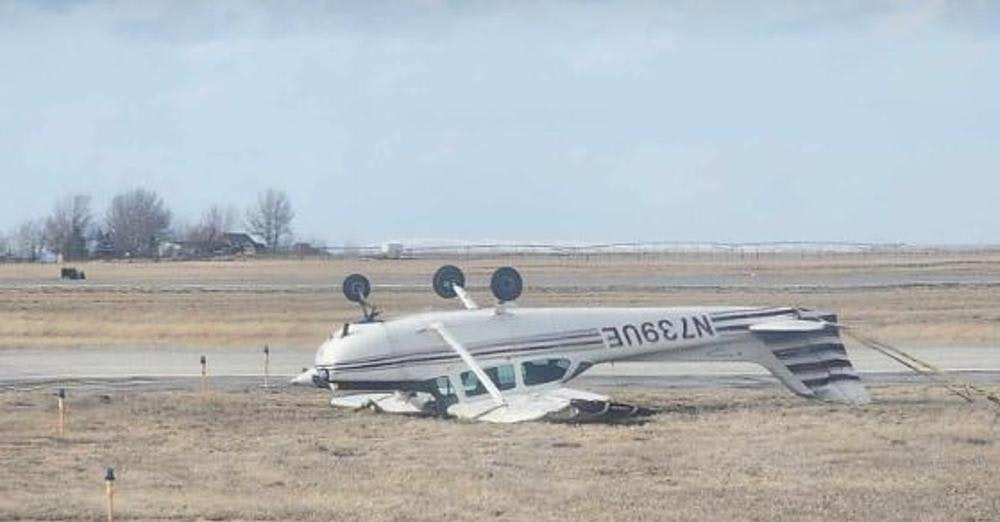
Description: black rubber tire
xmin=342 ymin=273 xmax=371 ymax=303
xmin=432 ymin=265 xmax=466 ymax=299
xmin=490 ymin=266 xmax=523 ymax=302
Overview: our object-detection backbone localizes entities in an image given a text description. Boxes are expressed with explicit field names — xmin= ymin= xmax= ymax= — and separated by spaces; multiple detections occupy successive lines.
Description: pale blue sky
xmin=1 ymin=1 xmax=998 ymax=244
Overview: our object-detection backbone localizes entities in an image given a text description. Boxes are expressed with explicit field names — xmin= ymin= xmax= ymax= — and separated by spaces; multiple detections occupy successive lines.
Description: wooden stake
xmin=104 ymin=467 xmax=116 ymax=522
xmin=263 ymin=345 xmax=270 ymax=388
xmin=200 ymin=355 xmax=207 ymax=394
xmin=56 ymin=388 xmax=66 ymax=437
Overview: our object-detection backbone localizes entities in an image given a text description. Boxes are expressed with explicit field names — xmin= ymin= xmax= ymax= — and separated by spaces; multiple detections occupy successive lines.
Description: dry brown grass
xmin=3 ymin=254 xmax=998 ymax=521
xmin=0 ymin=385 xmax=997 ymax=521
xmin=1 ymin=253 xmax=1000 ymax=349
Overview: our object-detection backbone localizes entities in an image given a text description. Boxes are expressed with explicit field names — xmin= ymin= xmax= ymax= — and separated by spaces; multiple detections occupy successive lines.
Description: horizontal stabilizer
xmin=631 ymin=319 xmax=870 ymax=405
xmin=755 ymin=326 xmax=869 ymax=404
xmin=750 ymin=319 xmax=830 ymax=333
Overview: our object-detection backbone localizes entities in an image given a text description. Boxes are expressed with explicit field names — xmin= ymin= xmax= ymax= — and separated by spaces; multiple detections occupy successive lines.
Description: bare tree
xmin=106 ymin=188 xmax=172 ymax=257
xmin=246 ymin=189 xmax=294 ymax=251
xmin=13 ymin=219 xmax=46 ymax=261
xmin=0 ymin=229 xmax=9 ymax=259
xmin=189 ymin=204 xmax=238 ymax=244
xmin=170 ymin=218 xmax=193 ymax=243
xmin=44 ymin=194 xmax=93 ymax=261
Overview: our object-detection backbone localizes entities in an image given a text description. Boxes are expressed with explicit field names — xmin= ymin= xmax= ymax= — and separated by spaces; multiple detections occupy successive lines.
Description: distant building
xmin=158 ymin=241 xmax=184 ymax=258
xmin=223 ymin=233 xmax=266 ymax=256
xmin=38 ymin=250 xmax=59 ymax=264
xmin=380 ymin=242 xmax=405 ymax=259
xmin=153 ymin=233 xmax=267 ymax=260
xmin=91 ymin=231 xmax=117 ymax=259
xmin=292 ymin=242 xmax=324 ymax=256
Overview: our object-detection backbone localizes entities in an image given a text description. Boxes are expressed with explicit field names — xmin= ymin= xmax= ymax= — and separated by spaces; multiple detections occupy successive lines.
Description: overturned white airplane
xmin=293 ymin=266 xmax=869 ymax=423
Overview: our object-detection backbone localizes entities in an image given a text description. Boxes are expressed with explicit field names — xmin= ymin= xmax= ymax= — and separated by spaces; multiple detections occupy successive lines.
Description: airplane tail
xmin=748 ymin=322 xmax=869 ymax=404
xmin=632 ymin=316 xmax=870 ymax=405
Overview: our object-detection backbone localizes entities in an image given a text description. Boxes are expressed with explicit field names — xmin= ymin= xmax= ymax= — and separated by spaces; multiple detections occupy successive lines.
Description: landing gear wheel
xmin=490 ymin=266 xmax=523 ymax=302
xmin=342 ymin=274 xmax=371 ymax=303
xmin=432 ymin=265 xmax=466 ymax=299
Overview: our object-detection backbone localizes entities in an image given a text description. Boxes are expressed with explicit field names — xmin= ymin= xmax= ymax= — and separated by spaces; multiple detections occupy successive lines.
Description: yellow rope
xmin=841 ymin=327 xmax=1000 ymax=410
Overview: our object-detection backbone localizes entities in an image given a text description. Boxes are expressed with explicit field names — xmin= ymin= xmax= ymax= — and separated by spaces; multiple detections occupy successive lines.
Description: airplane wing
xmin=330 ymin=392 xmax=432 ymax=414
xmin=327 ymin=386 xmax=650 ymax=423
xmin=446 ymin=386 xmax=611 ymax=423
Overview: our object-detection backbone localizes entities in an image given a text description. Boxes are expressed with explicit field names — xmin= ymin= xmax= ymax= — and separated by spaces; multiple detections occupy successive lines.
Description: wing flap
xmin=447 ymin=387 xmax=613 ymax=423
xmin=330 ymin=392 xmax=431 ymax=414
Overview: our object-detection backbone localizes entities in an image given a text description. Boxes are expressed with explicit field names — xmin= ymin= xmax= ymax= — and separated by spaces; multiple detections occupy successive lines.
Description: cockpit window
xmin=461 ymin=364 xmax=517 ymax=397
xmin=492 ymin=365 xmax=517 ymax=390
xmin=461 ymin=371 xmax=484 ymax=396
xmin=433 ymin=376 xmax=456 ymax=399
xmin=522 ymin=358 xmax=571 ymax=386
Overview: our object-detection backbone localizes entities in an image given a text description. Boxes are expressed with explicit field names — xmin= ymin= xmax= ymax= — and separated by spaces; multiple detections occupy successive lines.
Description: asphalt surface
xmin=2 ymin=345 xmax=999 ymax=393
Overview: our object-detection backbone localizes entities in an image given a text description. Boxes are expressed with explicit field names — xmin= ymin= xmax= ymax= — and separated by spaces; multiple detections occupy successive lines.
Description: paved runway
xmin=2 ymin=345 xmax=999 ymax=392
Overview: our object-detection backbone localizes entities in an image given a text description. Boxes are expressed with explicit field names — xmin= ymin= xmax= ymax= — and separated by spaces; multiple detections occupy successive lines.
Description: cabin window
xmin=492 ymin=365 xmax=517 ymax=390
xmin=522 ymin=358 xmax=571 ymax=386
xmin=461 ymin=364 xmax=517 ymax=397
xmin=461 ymin=372 xmax=485 ymax=396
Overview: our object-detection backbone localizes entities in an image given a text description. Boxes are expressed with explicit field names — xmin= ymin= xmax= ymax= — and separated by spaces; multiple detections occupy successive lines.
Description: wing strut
xmin=452 ymin=285 xmax=479 ymax=310
xmin=427 ymin=322 xmax=504 ymax=406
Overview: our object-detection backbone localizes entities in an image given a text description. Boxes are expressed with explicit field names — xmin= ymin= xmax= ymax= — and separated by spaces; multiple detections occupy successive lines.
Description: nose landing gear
xmin=342 ymin=273 xmax=380 ymax=323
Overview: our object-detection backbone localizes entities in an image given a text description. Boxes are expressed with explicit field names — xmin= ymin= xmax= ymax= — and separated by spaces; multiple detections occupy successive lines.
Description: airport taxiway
xmin=2 ymin=345 xmax=999 ymax=391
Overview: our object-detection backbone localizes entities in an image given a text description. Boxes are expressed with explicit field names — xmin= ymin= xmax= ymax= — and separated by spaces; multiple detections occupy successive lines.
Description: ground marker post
xmin=56 ymin=388 xmax=66 ymax=437
xmin=200 ymin=355 xmax=207 ymax=394
xmin=104 ymin=467 xmax=115 ymax=522
xmin=263 ymin=344 xmax=270 ymax=388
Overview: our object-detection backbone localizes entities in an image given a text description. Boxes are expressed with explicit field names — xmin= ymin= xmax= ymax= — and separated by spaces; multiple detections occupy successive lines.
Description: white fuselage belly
xmin=315 ymin=306 xmax=795 ymax=386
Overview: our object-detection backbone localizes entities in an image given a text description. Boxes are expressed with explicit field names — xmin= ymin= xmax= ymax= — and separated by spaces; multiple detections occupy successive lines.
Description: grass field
xmin=1 ymin=252 xmax=999 ymax=349
xmin=2 ymin=253 xmax=999 ymax=520
xmin=1 ymin=385 xmax=997 ymax=521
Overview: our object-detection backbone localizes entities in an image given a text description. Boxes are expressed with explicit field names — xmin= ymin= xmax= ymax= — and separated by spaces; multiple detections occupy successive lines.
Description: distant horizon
xmin=344 ymin=238 xmax=1000 ymax=248
xmin=6 ymin=196 xmax=1000 ymax=249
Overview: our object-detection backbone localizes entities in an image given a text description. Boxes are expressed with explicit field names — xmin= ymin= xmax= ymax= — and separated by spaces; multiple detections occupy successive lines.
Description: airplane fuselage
xmin=313 ymin=306 xmax=802 ymax=394
xmin=300 ymin=265 xmax=866 ymax=421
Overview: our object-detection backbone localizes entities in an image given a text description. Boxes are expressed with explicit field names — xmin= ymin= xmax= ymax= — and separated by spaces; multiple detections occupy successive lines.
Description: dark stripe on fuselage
xmin=332 ymin=332 xmax=603 ymax=369
xmin=715 ymin=324 xmax=750 ymax=333
xmin=328 ymin=339 xmax=606 ymax=372
xmin=333 ymin=337 xmax=603 ymax=371
xmin=336 ymin=329 xmax=602 ymax=367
